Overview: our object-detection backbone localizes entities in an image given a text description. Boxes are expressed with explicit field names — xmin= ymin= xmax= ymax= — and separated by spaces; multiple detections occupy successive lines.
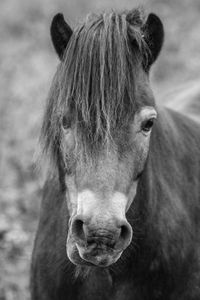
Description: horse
xmin=31 ymin=8 xmax=200 ymax=300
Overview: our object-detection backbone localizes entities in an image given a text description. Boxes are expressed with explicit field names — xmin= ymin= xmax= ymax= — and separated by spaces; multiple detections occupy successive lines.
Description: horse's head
xmin=42 ymin=9 xmax=164 ymax=267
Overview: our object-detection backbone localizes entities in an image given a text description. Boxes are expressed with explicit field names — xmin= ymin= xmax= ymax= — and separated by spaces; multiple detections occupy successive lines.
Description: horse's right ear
xmin=50 ymin=13 xmax=73 ymax=60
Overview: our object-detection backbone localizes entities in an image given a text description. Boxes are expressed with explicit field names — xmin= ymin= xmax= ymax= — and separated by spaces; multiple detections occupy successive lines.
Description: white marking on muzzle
xmin=76 ymin=187 xmax=137 ymax=220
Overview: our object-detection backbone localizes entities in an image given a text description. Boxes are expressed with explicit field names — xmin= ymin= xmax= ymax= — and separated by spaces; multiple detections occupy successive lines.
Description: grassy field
xmin=0 ymin=0 xmax=200 ymax=299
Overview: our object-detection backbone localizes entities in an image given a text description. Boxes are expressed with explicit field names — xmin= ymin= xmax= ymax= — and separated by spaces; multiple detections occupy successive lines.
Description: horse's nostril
xmin=117 ymin=222 xmax=132 ymax=249
xmin=121 ymin=225 xmax=130 ymax=241
xmin=72 ymin=218 xmax=85 ymax=241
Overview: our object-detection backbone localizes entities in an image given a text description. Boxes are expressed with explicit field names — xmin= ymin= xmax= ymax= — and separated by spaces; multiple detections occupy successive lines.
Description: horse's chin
xmin=67 ymin=240 xmax=122 ymax=267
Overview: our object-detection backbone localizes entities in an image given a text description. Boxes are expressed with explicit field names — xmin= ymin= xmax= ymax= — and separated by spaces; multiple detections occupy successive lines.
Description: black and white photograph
xmin=1 ymin=0 xmax=200 ymax=299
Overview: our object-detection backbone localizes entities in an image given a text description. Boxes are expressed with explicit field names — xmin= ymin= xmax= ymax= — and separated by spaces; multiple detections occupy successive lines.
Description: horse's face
xmin=48 ymin=11 xmax=164 ymax=267
xmin=62 ymin=101 xmax=157 ymax=267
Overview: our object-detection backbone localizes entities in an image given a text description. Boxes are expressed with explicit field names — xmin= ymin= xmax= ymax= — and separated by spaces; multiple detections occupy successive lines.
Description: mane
xmin=40 ymin=8 xmax=149 ymax=174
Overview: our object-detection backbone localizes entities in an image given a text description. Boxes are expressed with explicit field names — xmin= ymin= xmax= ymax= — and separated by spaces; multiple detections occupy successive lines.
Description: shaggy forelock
xmin=40 ymin=8 xmax=148 ymax=174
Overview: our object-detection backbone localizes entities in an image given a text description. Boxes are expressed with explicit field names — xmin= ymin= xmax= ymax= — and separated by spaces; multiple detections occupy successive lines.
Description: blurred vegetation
xmin=0 ymin=0 xmax=200 ymax=299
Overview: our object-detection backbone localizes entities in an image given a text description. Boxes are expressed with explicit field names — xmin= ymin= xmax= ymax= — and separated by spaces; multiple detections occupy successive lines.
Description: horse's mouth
xmin=76 ymin=243 xmax=123 ymax=267
xmin=67 ymin=238 xmax=122 ymax=267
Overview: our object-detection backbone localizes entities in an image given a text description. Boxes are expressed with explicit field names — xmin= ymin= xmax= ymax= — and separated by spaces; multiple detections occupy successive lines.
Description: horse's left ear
xmin=142 ymin=13 xmax=164 ymax=70
xmin=50 ymin=13 xmax=73 ymax=60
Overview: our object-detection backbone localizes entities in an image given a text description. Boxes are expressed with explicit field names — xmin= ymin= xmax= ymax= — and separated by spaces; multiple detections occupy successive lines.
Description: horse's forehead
xmin=75 ymin=146 xmax=134 ymax=193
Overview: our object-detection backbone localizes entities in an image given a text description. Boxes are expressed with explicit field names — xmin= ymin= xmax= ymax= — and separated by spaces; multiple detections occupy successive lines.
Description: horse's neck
xmin=135 ymin=106 xmax=200 ymax=265
xmin=78 ymin=269 xmax=112 ymax=300
xmin=77 ymin=268 xmax=145 ymax=300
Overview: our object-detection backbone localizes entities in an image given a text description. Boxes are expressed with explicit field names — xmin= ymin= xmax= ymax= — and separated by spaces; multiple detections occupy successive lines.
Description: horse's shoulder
xmin=158 ymin=106 xmax=200 ymax=146
xmin=149 ymin=106 xmax=200 ymax=188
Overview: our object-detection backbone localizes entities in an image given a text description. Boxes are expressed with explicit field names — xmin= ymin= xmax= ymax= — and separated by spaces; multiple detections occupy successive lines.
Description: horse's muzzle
xmin=68 ymin=215 xmax=132 ymax=266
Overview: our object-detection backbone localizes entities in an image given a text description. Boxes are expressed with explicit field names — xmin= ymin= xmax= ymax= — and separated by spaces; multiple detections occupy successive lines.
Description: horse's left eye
xmin=141 ymin=118 xmax=154 ymax=133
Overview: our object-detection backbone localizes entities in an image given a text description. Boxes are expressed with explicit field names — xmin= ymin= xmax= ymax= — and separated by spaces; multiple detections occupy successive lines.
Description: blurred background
xmin=0 ymin=0 xmax=200 ymax=299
